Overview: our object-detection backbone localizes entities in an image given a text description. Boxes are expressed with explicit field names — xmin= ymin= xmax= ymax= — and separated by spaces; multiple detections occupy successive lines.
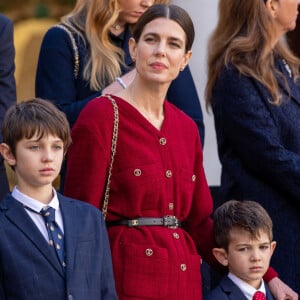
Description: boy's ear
xmin=0 ymin=143 xmax=16 ymax=167
xmin=270 ymin=241 xmax=276 ymax=255
xmin=212 ymin=247 xmax=229 ymax=266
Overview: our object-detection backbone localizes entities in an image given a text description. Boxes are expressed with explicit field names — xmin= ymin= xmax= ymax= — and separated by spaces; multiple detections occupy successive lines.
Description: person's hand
xmin=102 ymin=68 xmax=136 ymax=95
xmin=268 ymin=277 xmax=298 ymax=300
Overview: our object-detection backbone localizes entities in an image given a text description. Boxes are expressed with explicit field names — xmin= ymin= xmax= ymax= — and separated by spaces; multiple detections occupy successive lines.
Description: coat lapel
xmin=1 ymin=195 xmax=64 ymax=277
xmin=277 ymin=59 xmax=300 ymax=106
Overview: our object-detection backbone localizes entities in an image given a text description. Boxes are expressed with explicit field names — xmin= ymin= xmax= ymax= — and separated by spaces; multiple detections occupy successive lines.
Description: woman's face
xmin=271 ymin=0 xmax=300 ymax=35
xmin=117 ymin=0 xmax=156 ymax=25
xmin=129 ymin=17 xmax=191 ymax=86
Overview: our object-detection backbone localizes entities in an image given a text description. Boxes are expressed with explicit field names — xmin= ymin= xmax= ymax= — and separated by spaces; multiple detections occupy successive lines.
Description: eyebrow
xmin=144 ymin=32 xmax=184 ymax=44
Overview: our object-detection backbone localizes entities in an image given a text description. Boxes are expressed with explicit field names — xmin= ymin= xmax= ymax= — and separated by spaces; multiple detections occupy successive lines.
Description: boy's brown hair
xmin=2 ymin=98 xmax=71 ymax=156
xmin=213 ymin=200 xmax=273 ymax=250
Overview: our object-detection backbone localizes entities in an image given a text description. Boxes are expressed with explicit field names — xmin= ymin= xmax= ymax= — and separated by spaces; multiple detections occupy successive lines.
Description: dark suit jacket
xmin=0 ymin=14 xmax=16 ymax=199
xmin=0 ymin=193 xmax=118 ymax=300
xmin=205 ymin=276 xmax=275 ymax=300
xmin=211 ymin=59 xmax=300 ymax=292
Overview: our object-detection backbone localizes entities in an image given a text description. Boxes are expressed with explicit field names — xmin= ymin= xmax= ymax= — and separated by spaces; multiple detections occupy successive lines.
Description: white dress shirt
xmin=12 ymin=186 xmax=64 ymax=242
xmin=228 ymin=272 xmax=266 ymax=300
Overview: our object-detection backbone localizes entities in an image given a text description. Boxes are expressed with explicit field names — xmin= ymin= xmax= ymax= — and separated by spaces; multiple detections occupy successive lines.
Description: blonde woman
xmin=35 ymin=0 xmax=204 ymax=143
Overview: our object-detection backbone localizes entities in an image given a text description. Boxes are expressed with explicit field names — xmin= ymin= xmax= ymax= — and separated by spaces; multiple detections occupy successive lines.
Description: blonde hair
xmin=61 ymin=0 xmax=169 ymax=90
xmin=205 ymin=0 xmax=300 ymax=109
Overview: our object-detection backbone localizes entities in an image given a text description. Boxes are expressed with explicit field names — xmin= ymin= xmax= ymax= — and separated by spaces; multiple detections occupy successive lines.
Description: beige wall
xmin=173 ymin=0 xmax=221 ymax=186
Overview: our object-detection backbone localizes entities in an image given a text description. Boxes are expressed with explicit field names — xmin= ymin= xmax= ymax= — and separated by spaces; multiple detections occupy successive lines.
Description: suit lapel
xmin=219 ymin=276 xmax=248 ymax=300
xmin=58 ymin=194 xmax=79 ymax=280
xmin=2 ymin=195 xmax=64 ymax=277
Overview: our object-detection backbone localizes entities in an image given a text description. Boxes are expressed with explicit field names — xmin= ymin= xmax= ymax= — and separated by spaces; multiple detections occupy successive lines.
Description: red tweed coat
xmin=64 ymin=95 xmax=217 ymax=300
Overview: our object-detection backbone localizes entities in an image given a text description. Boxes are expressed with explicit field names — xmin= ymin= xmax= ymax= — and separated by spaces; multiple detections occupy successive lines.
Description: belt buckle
xmin=163 ymin=215 xmax=179 ymax=228
xmin=128 ymin=219 xmax=139 ymax=227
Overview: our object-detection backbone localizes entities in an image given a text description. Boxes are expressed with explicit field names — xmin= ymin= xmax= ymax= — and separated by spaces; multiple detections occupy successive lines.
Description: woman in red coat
xmin=64 ymin=3 xmax=289 ymax=299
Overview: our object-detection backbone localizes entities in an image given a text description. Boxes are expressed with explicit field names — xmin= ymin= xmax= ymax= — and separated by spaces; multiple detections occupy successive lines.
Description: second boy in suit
xmin=205 ymin=200 xmax=276 ymax=300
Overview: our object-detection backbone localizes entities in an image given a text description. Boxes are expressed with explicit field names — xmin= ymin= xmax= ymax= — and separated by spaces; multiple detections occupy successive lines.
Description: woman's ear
xmin=270 ymin=241 xmax=277 ymax=255
xmin=180 ymin=50 xmax=192 ymax=72
xmin=265 ymin=0 xmax=279 ymax=18
xmin=0 ymin=143 xmax=16 ymax=167
xmin=212 ymin=247 xmax=229 ymax=266
xmin=129 ymin=37 xmax=137 ymax=62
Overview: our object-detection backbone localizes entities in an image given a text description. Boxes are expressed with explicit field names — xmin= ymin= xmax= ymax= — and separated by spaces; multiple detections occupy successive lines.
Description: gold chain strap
xmin=54 ymin=24 xmax=80 ymax=79
xmin=102 ymin=95 xmax=119 ymax=220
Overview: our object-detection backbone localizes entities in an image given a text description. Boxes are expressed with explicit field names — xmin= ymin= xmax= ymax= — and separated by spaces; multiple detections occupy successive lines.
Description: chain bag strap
xmin=102 ymin=95 xmax=119 ymax=220
xmin=53 ymin=24 xmax=80 ymax=79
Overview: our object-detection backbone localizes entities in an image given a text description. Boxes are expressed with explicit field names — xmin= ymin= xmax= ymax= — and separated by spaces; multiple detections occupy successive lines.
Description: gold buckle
xmin=163 ymin=216 xmax=179 ymax=228
xmin=128 ymin=219 xmax=139 ymax=227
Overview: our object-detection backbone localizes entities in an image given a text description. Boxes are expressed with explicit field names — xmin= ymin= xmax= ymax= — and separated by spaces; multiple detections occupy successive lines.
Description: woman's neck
xmin=118 ymin=82 xmax=166 ymax=129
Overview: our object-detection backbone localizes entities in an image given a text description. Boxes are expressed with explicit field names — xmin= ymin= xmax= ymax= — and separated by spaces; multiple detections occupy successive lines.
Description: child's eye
xmin=238 ymin=247 xmax=249 ymax=252
xmin=29 ymin=145 xmax=40 ymax=151
xmin=260 ymin=245 xmax=270 ymax=250
xmin=53 ymin=145 xmax=63 ymax=151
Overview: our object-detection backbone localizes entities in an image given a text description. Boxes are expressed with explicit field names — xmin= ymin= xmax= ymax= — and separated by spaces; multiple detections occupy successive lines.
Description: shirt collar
xmin=228 ymin=272 xmax=266 ymax=300
xmin=12 ymin=186 xmax=60 ymax=212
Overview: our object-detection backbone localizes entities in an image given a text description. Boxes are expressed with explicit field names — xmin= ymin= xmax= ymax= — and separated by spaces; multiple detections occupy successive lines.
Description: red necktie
xmin=253 ymin=291 xmax=266 ymax=300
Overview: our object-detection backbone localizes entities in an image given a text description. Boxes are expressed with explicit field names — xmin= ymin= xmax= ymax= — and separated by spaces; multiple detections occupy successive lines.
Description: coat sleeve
xmin=212 ymin=66 xmax=300 ymax=203
xmin=64 ymin=98 xmax=112 ymax=208
xmin=181 ymin=131 xmax=221 ymax=270
xmin=0 ymin=15 xmax=16 ymax=143
xmin=167 ymin=66 xmax=205 ymax=145
xmin=35 ymin=27 xmax=101 ymax=128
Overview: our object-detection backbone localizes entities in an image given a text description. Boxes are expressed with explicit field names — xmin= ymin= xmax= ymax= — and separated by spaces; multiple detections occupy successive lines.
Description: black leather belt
xmin=107 ymin=216 xmax=181 ymax=228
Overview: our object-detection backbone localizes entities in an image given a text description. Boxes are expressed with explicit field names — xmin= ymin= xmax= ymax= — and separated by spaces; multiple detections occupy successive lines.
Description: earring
xmin=132 ymin=57 xmax=136 ymax=62
xmin=180 ymin=66 xmax=184 ymax=71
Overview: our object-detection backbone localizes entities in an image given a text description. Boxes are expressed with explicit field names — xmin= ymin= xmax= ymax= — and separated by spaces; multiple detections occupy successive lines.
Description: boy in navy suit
xmin=205 ymin=200 xmax=276 ymax=300
xmin=0 ymin=98 xmax=117 ymax=300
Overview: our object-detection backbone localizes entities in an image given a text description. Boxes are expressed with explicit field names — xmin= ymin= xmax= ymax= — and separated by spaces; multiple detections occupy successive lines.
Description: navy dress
xmin=0 ymin=14 xmax=16 ymax=199
xmin=35 ymin=25 xmax=204 ymax=144
xmin=211 ymin=59 xmax=300 ymax=293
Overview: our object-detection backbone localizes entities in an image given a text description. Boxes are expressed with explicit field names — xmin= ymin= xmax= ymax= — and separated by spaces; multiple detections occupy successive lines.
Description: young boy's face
xmin=3 ymin=133 xmax=64 ymax=192
xmin=213 ymin=227 xmax=276 ymax=289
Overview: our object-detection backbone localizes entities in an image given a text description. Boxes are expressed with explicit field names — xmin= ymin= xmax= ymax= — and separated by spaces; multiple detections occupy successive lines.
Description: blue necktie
xmin=41 ymin=207 xmax=65 ymax=268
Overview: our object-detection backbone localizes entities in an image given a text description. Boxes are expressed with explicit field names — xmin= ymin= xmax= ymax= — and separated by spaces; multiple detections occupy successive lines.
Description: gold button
xmin=173 ymin=232 xmax=179 ymax=239
xmin=145 ymin=248 xmax=153 ymax=256
xmin=180 ymin=264 xmax=187 ymax=271
xmin=165 ymin=170 xmax=172 ymax=178
xmin=134 ymin=169 xmax=142 ymax=176
xmin=168 ymin=203 xmax=174 ymax=210
xmin=192 ymin=174 xmax=196 ymax=182
xmin=159 ymin=137 xmax=167 ymax=145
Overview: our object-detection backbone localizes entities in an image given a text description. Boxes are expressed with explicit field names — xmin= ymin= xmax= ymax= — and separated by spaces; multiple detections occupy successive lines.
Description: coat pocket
xmin=120 ymin=242 xmax=169 ymax=299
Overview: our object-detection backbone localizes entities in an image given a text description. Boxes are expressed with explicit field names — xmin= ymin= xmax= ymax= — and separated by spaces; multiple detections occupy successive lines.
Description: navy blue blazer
xmin=0 ymin=193 xmax=117 ymax=300
xmin=0 ymin=14 xmax=16 ymax=199
xmin=205 ymin=276 xmax=275 ymax=300
xmin=35 ymin=25 xmax=204 ymax=144
xmin=211 ymin=59 xmax=300 ymax=292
